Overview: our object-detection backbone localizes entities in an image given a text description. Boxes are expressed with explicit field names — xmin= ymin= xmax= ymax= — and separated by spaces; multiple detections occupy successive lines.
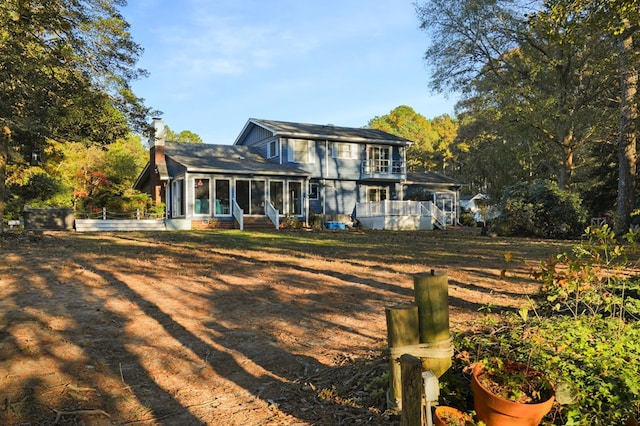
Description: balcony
xmin=361 ymin=159 xmax=406 ymax=180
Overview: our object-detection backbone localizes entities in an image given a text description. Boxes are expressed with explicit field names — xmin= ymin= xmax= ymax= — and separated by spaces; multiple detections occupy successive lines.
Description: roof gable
xmin=235 ymin=118 xmax=413 ymax=146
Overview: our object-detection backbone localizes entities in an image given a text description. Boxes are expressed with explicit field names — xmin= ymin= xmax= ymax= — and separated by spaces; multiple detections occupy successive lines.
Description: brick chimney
xmin=150 ymin=118 xmax=168 ymax=206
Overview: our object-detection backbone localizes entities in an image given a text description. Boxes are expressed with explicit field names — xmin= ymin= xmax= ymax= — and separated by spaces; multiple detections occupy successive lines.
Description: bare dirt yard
xmin=0 ymin=227 xmax=572 ymax=425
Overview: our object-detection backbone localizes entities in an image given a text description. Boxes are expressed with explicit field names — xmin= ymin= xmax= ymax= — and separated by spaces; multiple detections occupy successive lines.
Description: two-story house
xmin=134 ymin=118 xmax=462 ymax=230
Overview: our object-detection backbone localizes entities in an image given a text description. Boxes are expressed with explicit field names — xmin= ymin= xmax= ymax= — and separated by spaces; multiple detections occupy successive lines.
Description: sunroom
xmin=135 ymin=139 xmax=310 ymax=230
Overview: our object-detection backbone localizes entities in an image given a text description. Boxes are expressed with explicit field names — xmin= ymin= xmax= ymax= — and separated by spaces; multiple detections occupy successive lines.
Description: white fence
xmin=74 ymin=207 xmax=166 ymax=232
xmin=75 ymin=219 xmax=166 ymax=232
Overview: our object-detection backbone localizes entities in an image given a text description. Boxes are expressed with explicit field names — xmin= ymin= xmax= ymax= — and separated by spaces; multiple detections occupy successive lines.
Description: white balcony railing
xmin=361 ymin=160 xmax=405 ymax=178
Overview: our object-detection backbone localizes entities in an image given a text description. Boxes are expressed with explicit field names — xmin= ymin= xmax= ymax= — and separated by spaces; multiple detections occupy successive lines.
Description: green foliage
xmin=164 ymin=126 xmax=203 ymax=143
xmin=0 ymin=0 xmax=154 ymax=230
xmin=492 ymin=180 xmax=587 ymax=238
xmin=458 ymin=207 xmax=478 ymax=227
xmin=446 ymin=226 xmax=640 ymax=425
xmin=537 ymin=225 xmax=640 ymax=319
xmin=453 ymin=313 xmax=640 ymax=425
xmin=416 ymin=0 xmax=640 ymax=228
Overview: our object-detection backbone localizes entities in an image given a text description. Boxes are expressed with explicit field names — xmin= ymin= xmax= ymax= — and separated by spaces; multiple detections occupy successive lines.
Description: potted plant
xmin=471 ymin=358 xmax=554 ymax=426
xmin=434 ymin=406 xmax=475 ymax=426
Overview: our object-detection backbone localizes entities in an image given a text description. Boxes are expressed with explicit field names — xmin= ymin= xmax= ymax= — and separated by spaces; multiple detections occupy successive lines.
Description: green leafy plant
xmin=536 ymin=224 xmax=640 ymax=320
xmin=443 ymin=226 xmax=640 ymax=425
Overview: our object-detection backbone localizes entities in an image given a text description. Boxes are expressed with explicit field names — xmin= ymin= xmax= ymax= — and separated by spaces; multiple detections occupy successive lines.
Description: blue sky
xmin=121 ymin=0 xmax=457 ymax=144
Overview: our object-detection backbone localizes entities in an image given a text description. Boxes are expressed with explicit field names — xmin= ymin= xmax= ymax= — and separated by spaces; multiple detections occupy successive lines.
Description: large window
xmin=171 ymin=179 xmax=184 ymax=217
xmin=194 ymin=178 xmax=210 ymax=215
xmin=367 ymin=146 xmax=391 ymax=173
xmin=236 ymin=179 xmax=266 ymax=215
xmin=215 ymin=179 xmax=230 ymax=215
xmin=270 ymin=181 xmax=284 ymax=212
xmin=251 ymin=180 xmax=266 ymax=215
xmin=288 ymin=139 xmax=315 ymax=163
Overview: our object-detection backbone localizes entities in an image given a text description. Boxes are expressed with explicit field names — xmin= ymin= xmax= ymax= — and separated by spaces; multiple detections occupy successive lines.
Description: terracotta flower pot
xmin=434 ymin=406 xmax=474 ymax=426
xmin=471 ymin=360 xmax=554 ymax=426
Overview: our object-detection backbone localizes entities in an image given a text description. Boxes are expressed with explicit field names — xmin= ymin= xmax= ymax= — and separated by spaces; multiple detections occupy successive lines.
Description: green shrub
xmin=444 ymin=226 xmax=640 ymax=425
xmin=492 ymin=180 xmax=587 ymax=239
xmin=459 ymin=207 xmax=477 ymax=227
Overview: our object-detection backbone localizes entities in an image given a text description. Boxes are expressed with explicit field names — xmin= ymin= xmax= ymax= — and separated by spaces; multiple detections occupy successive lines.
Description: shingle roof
xmin=405 ymin=172 xmax=465 ymax=187
xmin=236 ymin=118 xmax=413 ymax=145
xmin=164 ymin=142 xmax=309 ymax=176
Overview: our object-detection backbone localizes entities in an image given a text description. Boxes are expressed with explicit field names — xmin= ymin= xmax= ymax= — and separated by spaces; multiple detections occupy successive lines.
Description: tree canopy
xmin=164 ymin=126 xmax=204 ymax=144
xmin=0 ymin=0 xmax=155 ymax=229
xmin=416 ymin=0 xmax=640 ymax=230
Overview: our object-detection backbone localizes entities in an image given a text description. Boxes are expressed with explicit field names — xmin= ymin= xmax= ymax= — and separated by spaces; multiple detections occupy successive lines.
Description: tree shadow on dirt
xmin=0 ymin=243 xmax=204 ymax=425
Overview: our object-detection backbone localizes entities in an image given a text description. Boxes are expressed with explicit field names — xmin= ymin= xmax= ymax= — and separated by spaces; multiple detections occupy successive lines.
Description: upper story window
xmin=268 ymin=140 xmax=278 ymax=158
xmin=333 ymin=142 xmax=358 ymax=159
xmin=367 ymin=146 xmax=391 ymax=173
xmin=287 ymin=139 xmax=316 ymax=163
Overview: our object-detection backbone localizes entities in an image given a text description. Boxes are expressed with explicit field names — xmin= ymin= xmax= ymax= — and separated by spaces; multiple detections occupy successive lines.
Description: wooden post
xmin=385 ymin=304 xmax=419 ymax=409
xmin=400 ymin=354 xmax=423 ymax=426
xmin=413 ymin=269 xmax=451 ymax=377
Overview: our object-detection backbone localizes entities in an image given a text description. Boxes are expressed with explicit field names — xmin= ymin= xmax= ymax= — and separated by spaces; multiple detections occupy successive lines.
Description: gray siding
xmin=166 ymin=157 xmax=187 ymax=177
xmin=282 ymin=139 xmax=364 ymax=180
xmin=322 ymin=180 xmax=358 ymax=216
xmin=252 ymin=137 xmax=280 ymax=162
xmin=240 ymin=126 xmax=272 ymax=146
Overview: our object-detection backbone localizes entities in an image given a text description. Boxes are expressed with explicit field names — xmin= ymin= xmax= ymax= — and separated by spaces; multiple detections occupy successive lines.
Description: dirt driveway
xmin=0 ymin=228 xmax=570 ymax=425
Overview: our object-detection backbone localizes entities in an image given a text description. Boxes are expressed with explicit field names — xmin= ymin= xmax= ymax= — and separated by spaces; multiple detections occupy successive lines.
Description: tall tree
xmin=164 ymin=126 xmax=204 ymax=143
xmin=611 ymin=5 xmax=639 ymax=232
xmin=0 ymin=0 xmax=153 ymax=231
xmin=417 ymin=0 xmax=640 ymax=228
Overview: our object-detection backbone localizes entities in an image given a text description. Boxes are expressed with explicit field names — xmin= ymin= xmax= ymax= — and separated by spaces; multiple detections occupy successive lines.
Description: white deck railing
xmin=265 ymin=201 xmax=280 ymax=229
xmin=232 ymin=200 xmax=244 ymax=230
xmin=355 ymin=200 xmax=448 ymax=230
xmin=356 ymin=200 xmax=432 ymax=216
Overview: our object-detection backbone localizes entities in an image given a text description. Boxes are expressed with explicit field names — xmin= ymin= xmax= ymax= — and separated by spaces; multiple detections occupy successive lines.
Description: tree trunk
xmin=0 ymin=128 xmax=9 ymax=236
xmin=616 ymin=24 xmax=638 ymax=234
xmin=558 ymin=140 xmax=574 ymax=191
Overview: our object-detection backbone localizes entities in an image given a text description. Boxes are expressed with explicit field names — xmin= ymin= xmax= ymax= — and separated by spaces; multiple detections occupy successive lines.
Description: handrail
xmin=265 ymin=201 xmax=280 ymax=229
xmin=430 ymin=203 xmax=447 ymax=230
xmin=232 ymin=200 xmax=244 ymax=230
